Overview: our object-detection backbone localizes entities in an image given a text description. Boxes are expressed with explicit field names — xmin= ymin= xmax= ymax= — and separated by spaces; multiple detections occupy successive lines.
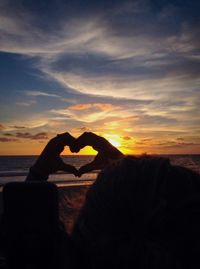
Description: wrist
xmin=26 ymin=166 xmax=49 ymax=181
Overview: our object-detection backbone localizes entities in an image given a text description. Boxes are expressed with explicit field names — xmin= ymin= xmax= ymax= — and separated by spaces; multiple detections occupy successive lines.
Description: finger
xmin=78 ymin=162 xmax=99 ymax=177
xmin=69 ymin=132 xmax=89 ymax=153
xmin=54 ymin=132 xmax=76 ymax=146
xmin=70 ymin=132 xmax=109 ymax=153
xmin=43 ymin=133 xmax=76 ymax=156
xmin=78 ymin=153 xmax=107 ymax=176
xmin=59 ymin=160 xmax=79 ymax=176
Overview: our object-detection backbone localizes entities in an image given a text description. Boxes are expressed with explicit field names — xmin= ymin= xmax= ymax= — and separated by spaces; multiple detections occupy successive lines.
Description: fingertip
xmin=56 ymin=132 xmax=75 ymax=145
xmin=73 ymin=170 xmax=78 ymax=177
xmin=75 ymin=169 xmax=81 ymax=177
xmin=69 ymin=144 xmax=80 ymax=153
xmin=78 ymin=170 xmax=82 ymax=177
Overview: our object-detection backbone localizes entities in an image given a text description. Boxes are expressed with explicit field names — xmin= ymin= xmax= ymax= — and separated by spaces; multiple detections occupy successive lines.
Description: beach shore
xmin=58 ymin=184 xmax=90 ymax=233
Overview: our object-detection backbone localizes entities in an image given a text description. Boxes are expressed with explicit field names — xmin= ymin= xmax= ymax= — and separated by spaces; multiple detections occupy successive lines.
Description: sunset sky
xmin=0 ymin=0 xmax=200 ymax=155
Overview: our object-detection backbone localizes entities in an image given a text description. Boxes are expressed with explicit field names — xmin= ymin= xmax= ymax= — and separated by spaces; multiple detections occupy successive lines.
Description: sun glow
xmin=104 ymin=134 xmax=122 ymax=148
xmin=108 ymin=138 xmax=121 ymax=147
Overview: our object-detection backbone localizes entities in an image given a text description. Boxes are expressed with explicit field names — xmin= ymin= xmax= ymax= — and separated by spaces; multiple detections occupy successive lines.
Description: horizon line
xmin=0 ymin=153 xmax=200 ymax=157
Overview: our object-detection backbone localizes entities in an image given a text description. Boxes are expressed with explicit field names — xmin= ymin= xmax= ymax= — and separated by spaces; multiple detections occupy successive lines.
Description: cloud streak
xmin=15 ymin=132 xmax=49 ymax=140
xmin=0 ymin=137 xmax=18 ymax=142
xmin=25 ymin=91 xmax=61 ymax=98
xmin=1 ymin=131 xmax=49 ymax=140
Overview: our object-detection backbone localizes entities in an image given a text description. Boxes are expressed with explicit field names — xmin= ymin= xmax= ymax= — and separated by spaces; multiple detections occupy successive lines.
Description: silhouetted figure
xmin=72 ymin=156 xmax=200 ymax=269
xmin=3 ymin=131 xmax=200 ymax=269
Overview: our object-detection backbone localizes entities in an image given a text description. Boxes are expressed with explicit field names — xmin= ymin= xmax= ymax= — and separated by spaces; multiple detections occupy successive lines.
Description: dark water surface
xmin=0 ymin=155 xmax=199 ymax=186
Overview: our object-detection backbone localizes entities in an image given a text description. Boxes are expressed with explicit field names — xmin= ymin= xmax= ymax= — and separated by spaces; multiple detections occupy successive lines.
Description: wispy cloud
xmin=25 ymin=90 xmax=61 ymax=98
xmin=9 ymin=125 xmax=26 ymax=129
xmin=68 ymin=103 xmax=121 ymax=111
xmin=16 ymin=101 xmax=36 ymax=107
xmin=0 ymin=137 xmax=19 ymax=142
xmin=0 ymin=0 xmax=199 ymax=154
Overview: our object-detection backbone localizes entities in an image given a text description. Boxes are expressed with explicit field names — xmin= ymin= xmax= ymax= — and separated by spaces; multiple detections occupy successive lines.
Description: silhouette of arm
xmin=70 ymin=132 xmax=124 ymax=177
xmin=26 ymin=132 xmax=78 ymax=181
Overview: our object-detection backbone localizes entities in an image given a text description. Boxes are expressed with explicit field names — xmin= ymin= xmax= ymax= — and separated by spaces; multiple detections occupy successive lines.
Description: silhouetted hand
xmin=70 ymin=132 xmax=124 ymax=177
xmin=29 ymin=132 xmax=78 ymax=179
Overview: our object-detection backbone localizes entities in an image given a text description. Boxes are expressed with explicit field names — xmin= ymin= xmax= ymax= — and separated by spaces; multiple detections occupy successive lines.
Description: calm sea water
xmin=0 ymin=156 xmax=96 ymax=186
xmin=0 ymin=155 xmax=200 ymax=186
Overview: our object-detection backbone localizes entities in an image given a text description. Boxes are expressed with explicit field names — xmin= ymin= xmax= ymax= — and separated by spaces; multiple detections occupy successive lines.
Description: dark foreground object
xmin=72 ymin=157 xmax=200 ymax=269
xmin=2 ymin=182 xmax=78 ymax=269
xmin=2 ymin=157 xmax=200 ymax=269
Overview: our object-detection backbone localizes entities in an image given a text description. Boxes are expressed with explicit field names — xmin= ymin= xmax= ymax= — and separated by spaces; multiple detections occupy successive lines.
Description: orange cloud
xmin=123 ymin=136 xmax=132 ymax=141
xmin=68 ymin=103 xmax=120 ymax=111
xmin=0 ymin=124 xmax=5 ymax=130
xmin=68 ymin=104 xmax=93 ymax=110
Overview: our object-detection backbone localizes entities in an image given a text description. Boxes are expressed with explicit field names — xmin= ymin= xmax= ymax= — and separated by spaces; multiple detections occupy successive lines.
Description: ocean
xmin=0 ymin=155 xmax=200 ymax=186
xmin=0 ymin=155 xmax=96 ymax=187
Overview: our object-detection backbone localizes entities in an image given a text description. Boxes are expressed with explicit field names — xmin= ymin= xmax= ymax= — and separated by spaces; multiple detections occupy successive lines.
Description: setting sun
xmin=104 ymin=134 xmax=122 ymax=148
xmin=108 ymin=138 xmax=121 ymax=147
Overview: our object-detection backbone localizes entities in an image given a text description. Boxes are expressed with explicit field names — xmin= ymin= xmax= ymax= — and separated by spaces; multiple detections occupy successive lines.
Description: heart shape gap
xmin=61 ymin=143 xmax=102 ymax=176
xmin=61 ymin=147 xmax=97 ymax=169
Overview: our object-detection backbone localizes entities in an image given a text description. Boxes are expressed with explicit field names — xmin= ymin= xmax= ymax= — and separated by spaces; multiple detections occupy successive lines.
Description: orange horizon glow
xmin=0 ymin=132 xmax=200 ymax=156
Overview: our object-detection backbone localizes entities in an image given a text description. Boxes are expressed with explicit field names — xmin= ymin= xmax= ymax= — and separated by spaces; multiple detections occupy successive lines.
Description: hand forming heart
xmin=29 ymin=132 xmax=124 ymax=180
xmin=70 ymin=132 xmax=124 ymax=177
